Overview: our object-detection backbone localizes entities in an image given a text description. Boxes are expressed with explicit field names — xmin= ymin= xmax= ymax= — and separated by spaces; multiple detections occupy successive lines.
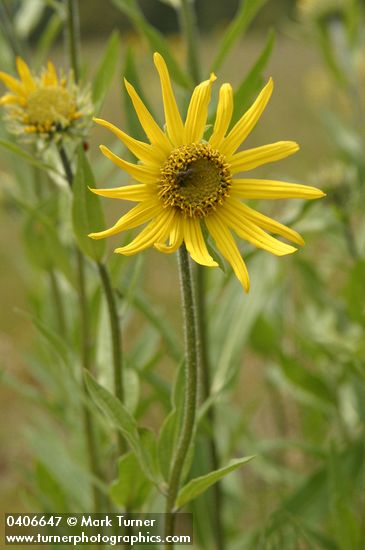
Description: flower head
xmin=89 ymin=52 xmax=324 ymax=291
xmin=0 ymin=57 xmax=91 ymax=142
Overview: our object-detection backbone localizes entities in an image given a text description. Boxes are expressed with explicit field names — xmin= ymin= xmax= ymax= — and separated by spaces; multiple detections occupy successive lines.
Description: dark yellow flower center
xmin=158 ymin=143 xmax=231 ymax=218
xmin=26 ymin=86 xmax=76 ymax=132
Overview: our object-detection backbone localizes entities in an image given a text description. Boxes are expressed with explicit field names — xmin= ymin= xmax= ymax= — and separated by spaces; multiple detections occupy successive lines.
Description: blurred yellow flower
xmin=89 ymin=52 xmax=324 ymax=291
xmin=298 ymin=0 xmax=346 ymax=20
xmin=0 ymin=57 xmax=91 ymax=141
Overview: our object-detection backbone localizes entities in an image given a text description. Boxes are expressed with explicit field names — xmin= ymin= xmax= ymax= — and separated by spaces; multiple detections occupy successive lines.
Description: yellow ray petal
xmin=124 ymin=78 xmax=172 ymax=154
xmin=89 ymin=183 xmax=153 ymax=201
xmin=153 ymin=52 xmax=184 ymax=146
xmin=0 ymin=71 xmax=25 ymax=96
xmin=93 ymin=117 xmax=165 ymax=165
xmin=221 ymin=202 xmax=298 ymax=255
xmin=226 ymin=198 xmax=304 ymax=246
xmin=0 ymin=93 xmax=24 ymax=105
xmin=205 ymin=214 xmax=250 ymax=291
xmin=16 ymin=57 xmax=36 ymax=91
xmin=115 ymin=208 xmax=174 ymax=255
xmin=229 ymin=141 xmax=299 ymax=174
xmin=99 ymin=145 xmax=160 ymax=184
xmin=220 ymin=78 xmax=273 ymax=157
xmin=231 ymin=178 xmax=326 ymax=199
xmin=155 ymin=214 xmax=184 ymax=253
xmin=183 ymin=218 xmax=218 ymax=267
xmin=88 ymin=200 xmax=161 ymax=239
xmin=43 ymin=61 xmax=59 ymax=86
xmin=184 ymin=73 xmax=216 ymax=144
xmin=209 ymin=83 xmax=233 ymax=149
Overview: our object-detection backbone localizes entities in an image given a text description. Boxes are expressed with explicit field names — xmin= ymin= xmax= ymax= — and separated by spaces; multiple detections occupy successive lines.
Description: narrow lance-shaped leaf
xmin=210 ymin=0 xmax=268 ymax=72
xmin=84 ymin=371 xmax=157 ymax=482
xmin=35 ymin=13 xmax=63 ymax=67
xmin=176 ymin=456 xmax=255 ymax=508
xmin=72 ymin=147 xmax=106 ymax=261
xmin=92 ymin=30 xmax=120 ymax=111
xmin=21 ymin=203 xmax=76 ymax=287
xmin=109 ymin=452 xmax=152 ymax=509
xmin=111 ymin=0 xmax=191 ymax=88
xmin=232 ymin=29 xmax=275 ymax=124
xmin=0 ymin=139 xmax=58 ymax=174
xmin=14 ymin=0 xmax=46 ymax=39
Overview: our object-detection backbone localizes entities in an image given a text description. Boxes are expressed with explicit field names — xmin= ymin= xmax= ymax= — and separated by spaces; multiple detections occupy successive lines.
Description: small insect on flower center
xmin=26 ymin=86 xmax=76 ymax=131
xmin=158 ymin=143 xmax=231 ymax=218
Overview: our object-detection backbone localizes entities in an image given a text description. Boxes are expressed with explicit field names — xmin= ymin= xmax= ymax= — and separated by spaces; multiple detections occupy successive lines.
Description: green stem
xmin=58 ymin=146 xmax=103 ymax=512
xmin=196 ymin=267 xmax=225 ymax=550
xmin=179 ymin=0 xmax=201 ymax=85
xmin=49 ymin=268 xmax=67 ymax=336
xmin=164 ymin=244 xmax=198 ymax=547
xmin=66 ymin=0 xmax=80 ymax=82
xmin=179 ymin=0 xmax=225 ymax=546
xmin=97 ymin=262 xmax=126 ymax=455
xmin=63 ymin=0 xmax=105 ymax=519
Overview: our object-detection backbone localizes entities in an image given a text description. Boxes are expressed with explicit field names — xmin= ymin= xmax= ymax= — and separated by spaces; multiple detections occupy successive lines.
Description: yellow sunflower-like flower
xmin=89 ymin=53 xmax=324 ymax=291
xmin=0 ymin=57 xmax=91 ymax=142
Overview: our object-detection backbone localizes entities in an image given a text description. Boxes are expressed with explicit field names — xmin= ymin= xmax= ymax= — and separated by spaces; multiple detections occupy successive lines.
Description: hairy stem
xmin=196 ymin=267 xmax=225 ymax=550
xmin=164 ymin=244 xmax=198 ymax=547
xmin=179 ymin=0 xmax=225 ymax=546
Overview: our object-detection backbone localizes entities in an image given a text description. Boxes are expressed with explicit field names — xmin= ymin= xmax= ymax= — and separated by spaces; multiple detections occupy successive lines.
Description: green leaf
xmin=14 ymin=0 xmax=45 ymax=38
xmin=85 ymin=370 xmax=140 ymax=449
xmin=25 ymin=426 xmax=100 ymax=510
xmin=212 ymin=255 xmax=277 ymax=395
xmin=139 ymin=428 xmax=161 ymax=483
xmin=0 ymin=139 xmax=58 ymax=173
xmin=317 ymin=21 xmax=347 ymax=85
xmin=344 ymin=260 xmax=365 ymax=323
xmin=328 ymin=446 xmax=362 ymax=550
xmin=278 ymin=355 xmax=337 ymax=408
xmin=158 ymin=410 xmax=179 ymax=482
xmin=92 ymin=30 xmax=120 ymax=111
xmin=72 ymin=148 xmax=106 ymax=261
xmin=232 ymin=29 xmax=275 ymax=124
xmin=176 ymin=456 xmax=254 ymax=509
xmin=84 ymin=371 xmax=157 ymax=482
xmin=21 ymin=201 xmax=76 ymax=287
xmin=109 ymin=452 xmax=152 ymax=509
xmin=111 ymin=0 xmax=191 ymax=88
xmin=35 ymin=13 xmax=63 ymax=67
xmin=35 ymin=462 xmax=68 ymax=512
xmin=210 ymin=0 xmax=268 ymax=72
xmin=124 ymin=368 xmax=140 ymax=414
xmin=119 ymin=281 xmax=182 ymax=362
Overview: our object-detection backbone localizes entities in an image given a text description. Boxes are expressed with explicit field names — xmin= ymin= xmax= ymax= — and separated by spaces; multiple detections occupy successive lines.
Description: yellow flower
xmin=0 ymin=57 xmax=91 ymax=141
xmin=89 ymin=53 xmax=324 ymax=291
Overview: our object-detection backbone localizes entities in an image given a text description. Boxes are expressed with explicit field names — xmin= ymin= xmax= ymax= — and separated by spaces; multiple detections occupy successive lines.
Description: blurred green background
xmin=1 ymin=0 xmax=364 ymax=548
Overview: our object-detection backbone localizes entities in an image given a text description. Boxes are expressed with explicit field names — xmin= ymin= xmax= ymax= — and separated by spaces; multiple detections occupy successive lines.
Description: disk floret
xmin=158 ymin=143 xmax=231 ymax=218
xmin=25 ymin=86 xmax=78 ymax=134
